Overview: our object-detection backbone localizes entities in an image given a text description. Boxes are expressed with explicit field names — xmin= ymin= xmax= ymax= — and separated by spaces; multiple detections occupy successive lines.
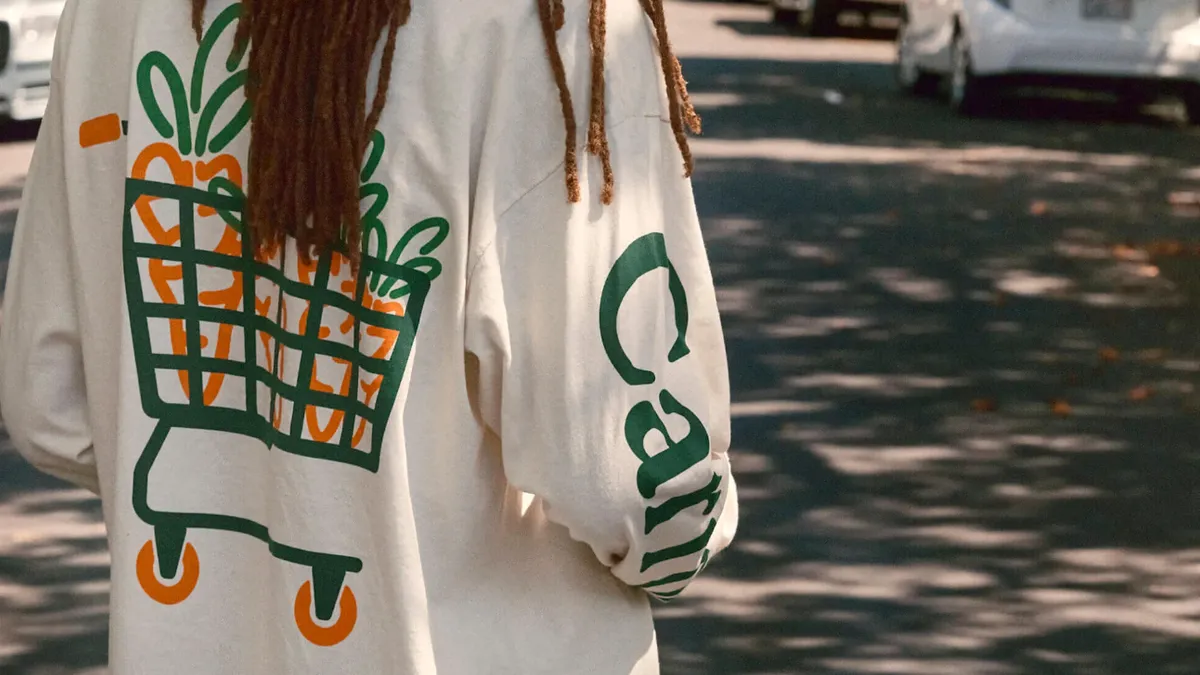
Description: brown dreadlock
xmin=540 ymin=0 xmax=700 ymax=204
xmin=189 ymin=0 xmax=696 ymax=262
xmin=190 ymin=0 xmax=410 ymax=266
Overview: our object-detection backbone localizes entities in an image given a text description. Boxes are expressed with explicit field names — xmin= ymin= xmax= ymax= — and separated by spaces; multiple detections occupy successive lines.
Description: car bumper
xmin=0 ymin=60 xmax=51 ymax=121
xmin=773 ymin=0 xmax=903 ymax=10
xmin=964 ymin=5 xmax=1200 ymax=82
xmin=772 ymin=0 xmax=812 ymax=11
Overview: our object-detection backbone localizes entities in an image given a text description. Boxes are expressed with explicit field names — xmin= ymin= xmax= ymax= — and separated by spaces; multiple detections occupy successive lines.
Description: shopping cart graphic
xmin=123 ymin=174 xmax=446 ymax=646
xmin=113 ymin=3 xmax=452 ymax=646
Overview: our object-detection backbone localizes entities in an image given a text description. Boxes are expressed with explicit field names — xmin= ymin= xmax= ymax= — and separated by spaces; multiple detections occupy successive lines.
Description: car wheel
xmin=807 ymin=0 xmax=840 ymax=37
xmin=948 ymin=28 xmax=990 ymax=116
xmin=1182 ymin=87 xmax=1200 ymax=126
xmin=896 ymin=18 xmax=939 ymax=97
xmin=772 ymin=7 xmax=801 ymax=24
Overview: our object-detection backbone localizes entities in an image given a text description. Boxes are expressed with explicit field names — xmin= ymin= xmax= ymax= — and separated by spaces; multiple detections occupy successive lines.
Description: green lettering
xmin=641 ymin=517 xmax=716 ymax=573
xmin=625 ymin=390 xmax=710 ymax=499
xmin=599 ymin=233 xmax=691 ymax=386
xmin=644 ymin=473 xmax=722 ymax=535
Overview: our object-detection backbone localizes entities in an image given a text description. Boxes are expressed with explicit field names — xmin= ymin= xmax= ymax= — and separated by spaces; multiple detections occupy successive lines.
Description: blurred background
xmin=4 ymin=1 xmax=1200 ymax=673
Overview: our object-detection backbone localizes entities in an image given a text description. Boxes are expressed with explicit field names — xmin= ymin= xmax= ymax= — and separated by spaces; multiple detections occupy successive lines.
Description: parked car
xmin=896 ymin=0 xmax=1200 ymax=121
xmin=0 ymin=0 xmax=65 ymax=123
xmin=772 ymin=0 xmax=904 ymax=35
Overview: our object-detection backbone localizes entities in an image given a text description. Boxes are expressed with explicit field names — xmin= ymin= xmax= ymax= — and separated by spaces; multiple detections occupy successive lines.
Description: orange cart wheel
xmin=136 ymin=539 xmax=200 ymax=605
xmin=294 ymin=581 xmax=357 ymax=647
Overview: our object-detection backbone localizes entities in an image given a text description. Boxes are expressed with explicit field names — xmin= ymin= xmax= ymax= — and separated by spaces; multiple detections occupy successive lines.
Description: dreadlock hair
xmin=189 ymin=0 xmax=696 ymax=263
xmin=189 ymin=0 xmax=410 ymax=268
xmin=540 ymin=0 xmax=700 ymax=204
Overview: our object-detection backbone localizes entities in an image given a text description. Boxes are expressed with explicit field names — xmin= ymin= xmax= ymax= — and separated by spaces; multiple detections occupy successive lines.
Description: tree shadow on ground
xmin=655 ymin=55 xmax=1200 ymax=675
xmin=5 ymin=33 xmax=1200 ymax=675
xmin=0 ymin=429 xmax=108 ymax=674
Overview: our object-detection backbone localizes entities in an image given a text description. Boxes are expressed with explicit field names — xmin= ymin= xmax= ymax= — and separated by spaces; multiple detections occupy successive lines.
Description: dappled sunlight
xmin=0 ymin=484 xmax=109 ymax=672
xmin=657 ymin=8 xmax=1200 ymax=672
xmin=807 ymin=444 xmax=961 ymax=476
xmin=692 ymin=138 xmax=1161 ymax=180
xmin=788 ymin=374 xmax=968 ymax=397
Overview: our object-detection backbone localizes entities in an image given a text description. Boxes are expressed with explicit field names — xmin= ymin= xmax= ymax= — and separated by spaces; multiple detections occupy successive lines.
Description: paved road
xmin=5 ymin=2 xmax=1200 ymax=673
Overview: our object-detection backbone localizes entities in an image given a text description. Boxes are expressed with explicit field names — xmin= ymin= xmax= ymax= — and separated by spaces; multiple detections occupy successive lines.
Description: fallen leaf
xmin=1137 ymin=348 xmax=1167 ymax=362
xmin=1112 ymin=244 xmax=1141 ymax=261
xmin=1098 ymin=347 xmax=1120 ymax=363
xmin=972 ymin=398 xmax=999 ymax=413
xmin=1050 ymin=399 xmax=1073 ymax=416
xmin=1029 ymin=200 xmax=1049 ymax=216
xmin=1145 ymin=240 xmax=1184 ymax=257
xmin=1129 ymin=386 xmax=1154 ymax=401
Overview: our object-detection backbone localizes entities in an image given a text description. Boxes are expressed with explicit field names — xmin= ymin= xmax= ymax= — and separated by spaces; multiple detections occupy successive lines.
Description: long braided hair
xmin=189 ymin=0 xmax=697 ymax=265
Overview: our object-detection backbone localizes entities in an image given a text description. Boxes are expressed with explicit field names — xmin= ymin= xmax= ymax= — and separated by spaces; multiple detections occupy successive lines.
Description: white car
xmin=896 ymin=0 xmax=1200 ymax=121
xmin=0 ymin=0 xmax=65 ymax=122
xmin=772 ymin=0 xmax=904 ymax=35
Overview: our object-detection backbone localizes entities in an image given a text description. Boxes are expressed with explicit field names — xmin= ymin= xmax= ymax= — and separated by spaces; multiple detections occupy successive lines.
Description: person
xmin=0 ymin=0 xmax=738 ymax=672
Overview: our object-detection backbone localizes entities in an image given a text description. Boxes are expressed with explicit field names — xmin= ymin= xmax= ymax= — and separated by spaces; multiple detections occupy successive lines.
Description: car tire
xmin=896 ymin=18 xmax=939 ymax=97
xmin=947 ymin=28 xmax=990 ymax=116
xmin=1182 ymin=87 xmax=1200 ymax=126
xmin=807 ymin=0 xmax=840 ymax=37
xmin=772 ymin=7 xmax=801 ymax=24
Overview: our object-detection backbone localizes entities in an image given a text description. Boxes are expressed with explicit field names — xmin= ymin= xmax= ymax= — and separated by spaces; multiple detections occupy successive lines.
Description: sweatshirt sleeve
xmin=466 ymin=113 xmax=737 ymax=599
xmin=0 ymin=58 xmax=99 ymax=494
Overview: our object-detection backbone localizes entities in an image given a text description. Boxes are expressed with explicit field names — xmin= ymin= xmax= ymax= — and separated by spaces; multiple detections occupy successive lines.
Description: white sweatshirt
xmin=0 ymin=1 xmax=738 ymax=673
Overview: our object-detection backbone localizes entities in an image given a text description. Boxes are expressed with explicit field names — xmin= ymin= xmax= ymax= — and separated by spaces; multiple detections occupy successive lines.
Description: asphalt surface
xmin=5 ymin=2 xmax=1200 ymax=673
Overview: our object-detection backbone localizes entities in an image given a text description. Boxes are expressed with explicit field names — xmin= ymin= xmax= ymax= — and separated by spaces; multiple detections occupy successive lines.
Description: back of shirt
xmin=0 ymin=1 xmax=738 ymax=673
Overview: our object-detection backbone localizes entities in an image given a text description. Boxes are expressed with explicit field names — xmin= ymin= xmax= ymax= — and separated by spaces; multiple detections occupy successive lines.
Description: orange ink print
xmin=79 ymin=114 xmax=123 ymax=148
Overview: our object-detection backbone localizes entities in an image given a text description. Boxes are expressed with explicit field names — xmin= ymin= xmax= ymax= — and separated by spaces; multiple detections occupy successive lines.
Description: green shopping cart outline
xmin=124 ymin=177 xmax=435 ymax=614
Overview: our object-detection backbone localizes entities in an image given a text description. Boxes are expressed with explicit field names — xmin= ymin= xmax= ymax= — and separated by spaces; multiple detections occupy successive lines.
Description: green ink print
xmin=361 ymin=130 xmax=386 ymax=184
xmin=195 ymin=70 xmax=249 ymax=155
xmin=124 ymin=4 xmax=451 ymax=646
xmin=624 ymin=389 xmax=711 ymax=500
xmin=641 ymin=518 xmax=717 ymax=573
xmin=644 ymin=472 xmax=722 ymax=535
xmin=599 ymin=233 xmax=691 ymax=387
xmin=137 ymin=52 xmax=193 ymax=154
xmin=190 ymin=3 xmax=243 ymax=114
xmin=206 ymin=176 xmax=244 ymax=232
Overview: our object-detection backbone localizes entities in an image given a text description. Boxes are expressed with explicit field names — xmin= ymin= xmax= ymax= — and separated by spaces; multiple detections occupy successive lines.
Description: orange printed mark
xmin=298 ymin=305 xmax=332 ymax=340
xmin=133 ymin=142 xmax=247 ymax=406
xmin=351 ymin=375 xmax=385 ymax=447
xmin=193 ymin=225 xmax=245 ymax=405
xmin=338 ymin=291 xmax=405 ymax=336
xmin=366 ymin=324 xmax=400 ymax=361
xmin=305 ymin=358 xmax=353 ymax=443
xmin=79 ymin=114 xmax=122 ymax=148
xmin=136 ymin=540 xmax=200 ymax=606
xmin=254 ymin=289 xmax=292 ymax=434
xmin=276 ymin=302 xmax=290 ymax=430
xmin=194 ymin=155 xmax=243 ymax=218
xmin=297 ymin=256 xmax=319 ymax=287
xmin=132 ymin=142 xmax=192 ymax=244
xmin=134 ymin=143 xmax=194 ymax=395
xmin=294 ymin=581 xmax=357 ymax=647
xmin=255 ymin=295 xmax=275 ymax=371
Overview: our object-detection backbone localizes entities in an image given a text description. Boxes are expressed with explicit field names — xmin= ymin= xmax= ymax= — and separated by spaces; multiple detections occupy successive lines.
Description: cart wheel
xmin=136 ymin=540 xmax=200 ymax=605
xmin=294 ymin=581 xmax=357 ymax=647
